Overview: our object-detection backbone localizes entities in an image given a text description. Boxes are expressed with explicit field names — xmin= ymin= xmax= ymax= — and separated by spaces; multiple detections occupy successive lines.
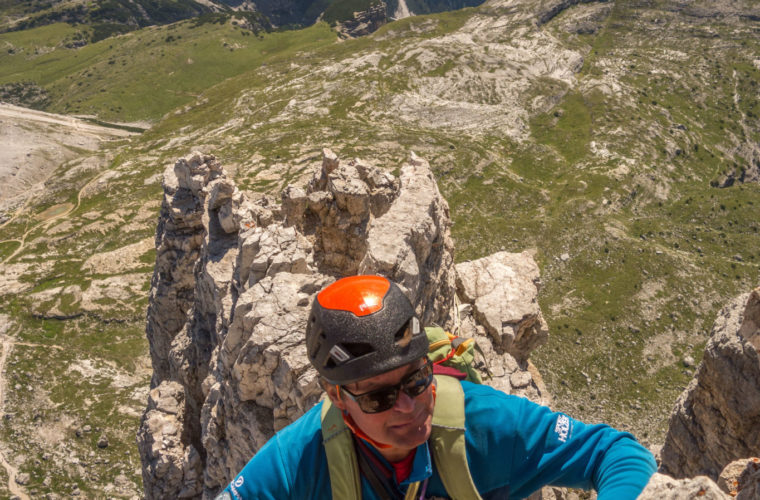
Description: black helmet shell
xmin=306 ymin=275 xmax=427 ymax=385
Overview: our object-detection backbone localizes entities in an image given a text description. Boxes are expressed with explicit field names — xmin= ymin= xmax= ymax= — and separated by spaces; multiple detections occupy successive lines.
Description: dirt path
xmin=1 ymin=172 xmax=102 ymax=265
xmin=0 ymin=102 xmax=138 ymax=220
xmin=0 ymin=335 xmax=30 ymax=500
xmin=0 ymin=103 xmax=134 ymax=138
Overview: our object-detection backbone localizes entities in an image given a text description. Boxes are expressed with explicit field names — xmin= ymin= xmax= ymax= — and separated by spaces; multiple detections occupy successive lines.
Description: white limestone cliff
xmin=138 ymin=150 xmax=548 ymax=498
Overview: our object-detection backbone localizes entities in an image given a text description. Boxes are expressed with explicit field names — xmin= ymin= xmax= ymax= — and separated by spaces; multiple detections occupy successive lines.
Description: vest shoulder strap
xmin=430 ymin=375 xmax=483 ymax=500
xmin=321 ymin=400 xmax=362 ymax=500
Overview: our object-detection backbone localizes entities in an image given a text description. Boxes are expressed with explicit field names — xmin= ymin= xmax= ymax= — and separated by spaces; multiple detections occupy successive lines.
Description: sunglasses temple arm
xmin=336 ymin=385 xmax=344 ymax=403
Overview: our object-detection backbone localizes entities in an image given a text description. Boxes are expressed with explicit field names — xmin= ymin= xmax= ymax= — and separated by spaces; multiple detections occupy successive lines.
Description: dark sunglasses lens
xmin=356 ymin=388 xmax=397 ymax=413
xmin=352 ymin=361 xmax=432 ymax=413
xmin=403 ymin=362 xmax=433 ymax=397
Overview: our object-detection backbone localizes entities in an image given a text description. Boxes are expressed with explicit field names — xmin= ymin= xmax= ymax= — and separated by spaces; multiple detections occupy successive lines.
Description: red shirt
xmin=390 ymin=448 xmax=417 ymax=484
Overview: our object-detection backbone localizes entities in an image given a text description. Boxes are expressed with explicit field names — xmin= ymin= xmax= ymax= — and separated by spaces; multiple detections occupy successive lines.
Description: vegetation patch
xmin=531 ymin=91 xmax=592 ymax=164
xmin=0 ymin=80 xmax=50 ymax=108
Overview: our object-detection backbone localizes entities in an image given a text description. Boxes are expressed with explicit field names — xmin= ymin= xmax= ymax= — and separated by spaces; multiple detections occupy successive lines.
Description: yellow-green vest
xmin=320 ymin=375 xmax=483 ymax=500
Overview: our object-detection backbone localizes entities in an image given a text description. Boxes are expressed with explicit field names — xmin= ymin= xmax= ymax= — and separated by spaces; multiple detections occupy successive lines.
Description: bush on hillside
xmin=0 ymin=81 xmax=50 ymax=109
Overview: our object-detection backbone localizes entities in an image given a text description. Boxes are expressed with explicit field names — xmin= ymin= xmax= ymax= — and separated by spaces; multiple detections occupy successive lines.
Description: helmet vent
xmin=308 ymin=330 xmax=326 ymax=360
xmin=327 ymin=342 xmax=373 ymax=367
xmin=342 ymin=342 xmax=373 ymax=358
xmin=308 ymin=342 xmax=321 ymax=360
xmin=394 ymin=317 xmax=419 ymax=348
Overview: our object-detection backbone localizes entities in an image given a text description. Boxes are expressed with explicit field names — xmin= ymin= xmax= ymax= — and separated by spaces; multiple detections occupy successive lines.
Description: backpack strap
xmin=321 ymin=400 xmax=362 ymax=500
xmin=429 ymin=375 xmax=483 ymax=500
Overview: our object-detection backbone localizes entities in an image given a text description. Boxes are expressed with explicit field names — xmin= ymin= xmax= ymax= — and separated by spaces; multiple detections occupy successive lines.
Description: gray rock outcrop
xmin=637 ymin=473 xmax=728 ymax=500
xmin=137 ymin=381 xmax=203 ymax=499
xmin=639 ymin=463 xmax=760 ymax=500
xmin=456 ymin=251 xmax=548 ymax=364
xmin=660 ymin=287 xmax=760 ymax=480
xmin=138 ymin=149 xmax=549 ymax=498
xmin=145 ymin=153 xmax=220 ymax=387
xmin=718 ymin=458 xmax=760 ymax=499
xmin=335 ymin=1 xmax=387 ymax=38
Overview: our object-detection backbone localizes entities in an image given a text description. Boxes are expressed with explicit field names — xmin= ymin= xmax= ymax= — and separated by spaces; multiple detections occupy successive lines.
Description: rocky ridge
xmin=138 ymin=149 xmax=548 ymax=498
xmin=660 ymin=287 xmax=760 ymax=480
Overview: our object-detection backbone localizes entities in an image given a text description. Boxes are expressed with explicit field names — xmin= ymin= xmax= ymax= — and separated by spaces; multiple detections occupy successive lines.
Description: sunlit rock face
xmin=137 ymin=149 xmax=548 ymax=498
xmin=660 ymin=288 xmax=760 ymax=480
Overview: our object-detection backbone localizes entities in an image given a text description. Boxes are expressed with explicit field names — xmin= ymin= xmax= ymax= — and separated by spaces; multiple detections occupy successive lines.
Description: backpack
xmin=425 ymin=326 xmax=487 ymax=384
xmin=320 ymin=326 xmax=485 ymax=500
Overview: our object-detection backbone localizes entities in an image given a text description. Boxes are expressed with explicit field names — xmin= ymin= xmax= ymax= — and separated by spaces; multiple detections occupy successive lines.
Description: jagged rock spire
xmin=137 ymin=149 xmax=548 ymax=498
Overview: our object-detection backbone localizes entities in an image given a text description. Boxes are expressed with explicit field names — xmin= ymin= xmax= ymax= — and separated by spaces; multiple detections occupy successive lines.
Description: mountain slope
xmin=0 ymin=19 xmax=330 ymax=122
xmin=0 ymin=0 xmax=760 ymax=496
xmin=124 ymin=0 xmax=760 ymax=439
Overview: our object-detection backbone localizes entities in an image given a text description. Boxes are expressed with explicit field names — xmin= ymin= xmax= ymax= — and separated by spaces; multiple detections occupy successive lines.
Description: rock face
xmin=138 ymin=149 xmax=549 ymax=498
xmin=335 ymin=1 xmax=387 ymax=38
xmin=660 ymin=287 xmax=760 ymax=480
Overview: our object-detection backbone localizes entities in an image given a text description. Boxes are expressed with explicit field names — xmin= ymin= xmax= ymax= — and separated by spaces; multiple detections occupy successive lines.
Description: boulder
xmin=637 ymin=473 xmax=728 ymax=499
xmin=660 ymin=288 xmax=760 ymax=480
xmin=456 ymin=251 xmax=548 ymax=362
xmin=736 ymin=457 xmax=760 ymax=500
xmin=718 ymin=457 xmax=760 ymax=499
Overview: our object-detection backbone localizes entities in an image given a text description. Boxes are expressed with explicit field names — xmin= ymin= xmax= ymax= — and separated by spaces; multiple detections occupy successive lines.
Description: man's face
xmin=328 ymin=358 xmax=435 ymax=458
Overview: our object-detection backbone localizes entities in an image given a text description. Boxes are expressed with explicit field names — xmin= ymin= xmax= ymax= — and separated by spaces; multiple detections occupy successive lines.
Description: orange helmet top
xmin=306 ymin=275 xmax=427 ymax=385
xmin=316 ymin=275 xmax=390 ymax=317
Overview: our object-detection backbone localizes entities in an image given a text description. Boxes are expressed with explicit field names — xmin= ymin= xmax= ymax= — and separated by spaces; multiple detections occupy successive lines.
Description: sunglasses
xmin=340 ymin=359 xmax=434 ymax=414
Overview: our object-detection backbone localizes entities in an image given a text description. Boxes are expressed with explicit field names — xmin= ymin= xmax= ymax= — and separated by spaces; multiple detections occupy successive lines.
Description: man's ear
xmin=320 ymin=378 xmax=347 ymax=411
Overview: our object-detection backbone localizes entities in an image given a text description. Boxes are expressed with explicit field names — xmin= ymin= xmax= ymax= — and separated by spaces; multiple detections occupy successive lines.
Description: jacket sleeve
xmin=504 ymin=395 xmax=656 ymax=499
xmin=461 ymin=383 xmax=656 ymax=500
xmin=217 ymin=433 xmax=292 ymax=500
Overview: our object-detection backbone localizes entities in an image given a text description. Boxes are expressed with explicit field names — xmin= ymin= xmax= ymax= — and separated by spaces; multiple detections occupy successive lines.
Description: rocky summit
xmin=138 ymin=150 xmax=547 ymax=498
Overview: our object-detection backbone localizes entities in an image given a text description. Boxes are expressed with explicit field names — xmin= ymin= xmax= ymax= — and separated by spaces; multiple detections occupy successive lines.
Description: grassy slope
xmin=0 ymin=20 xmax=336 ymax=121
xmin=522 ymin=1 xmax=760 ymax=439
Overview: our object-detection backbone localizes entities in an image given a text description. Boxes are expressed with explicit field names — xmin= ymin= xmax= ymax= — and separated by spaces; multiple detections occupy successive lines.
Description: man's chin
xmin=388 ymin=416 xmax=432 ymax=447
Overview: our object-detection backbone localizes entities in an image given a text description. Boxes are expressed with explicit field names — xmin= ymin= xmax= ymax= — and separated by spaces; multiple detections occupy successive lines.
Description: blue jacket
xmin=222 ymin=381 xmax=656 ymax=499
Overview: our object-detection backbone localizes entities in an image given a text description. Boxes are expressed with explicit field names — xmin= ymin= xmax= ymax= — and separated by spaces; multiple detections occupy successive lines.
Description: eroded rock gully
xmin=138 ymin=150 xmax=549 ymax=498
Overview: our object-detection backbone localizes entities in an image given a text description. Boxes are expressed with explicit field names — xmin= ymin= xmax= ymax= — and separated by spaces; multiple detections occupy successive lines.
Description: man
xmin=219 ymin=275 xmax=656 ymax=499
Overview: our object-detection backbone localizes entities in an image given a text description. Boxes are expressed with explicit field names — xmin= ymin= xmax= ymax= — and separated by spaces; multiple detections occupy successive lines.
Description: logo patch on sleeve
xmin=228 ymin=476 xmax=245 ymax=500
xmin=554 ymin=414 xmax=571 ymax=443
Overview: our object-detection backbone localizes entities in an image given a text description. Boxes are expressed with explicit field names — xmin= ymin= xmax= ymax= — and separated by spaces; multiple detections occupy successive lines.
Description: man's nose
xmin=393 ymin=390 xmax=416 ymax=413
